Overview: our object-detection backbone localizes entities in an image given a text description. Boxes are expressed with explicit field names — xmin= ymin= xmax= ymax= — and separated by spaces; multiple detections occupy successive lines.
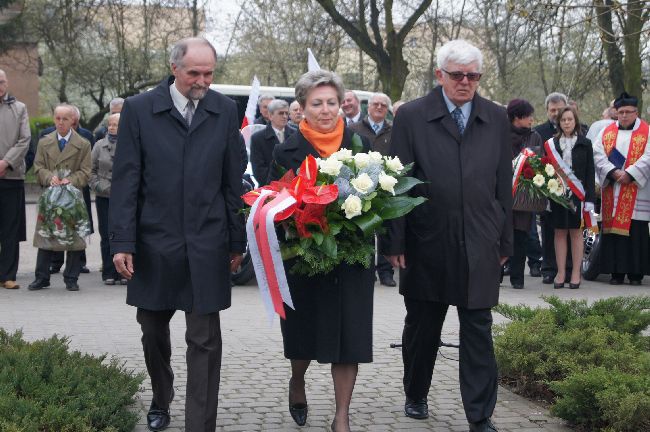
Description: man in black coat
xmin=381 ymin=40 xmax=512 ymax=432
xmin=254 ymin=94 xmax=273 ymax=125
xmin=250 ymin=98 xmax=294 ymax=186
xmin=109 ymin=37 xmax=245 ymax=432
xmin=534 ymin=92 xmax=568 ymax=284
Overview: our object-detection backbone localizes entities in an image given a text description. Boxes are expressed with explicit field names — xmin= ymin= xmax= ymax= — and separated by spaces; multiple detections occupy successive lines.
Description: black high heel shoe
xmin=569 ymin=282 xmax=580 ymax=289
xmin=553 ymin=281 xmax=564 ymax=289
xmin=288 ymin=378 xmax=308 ymax=426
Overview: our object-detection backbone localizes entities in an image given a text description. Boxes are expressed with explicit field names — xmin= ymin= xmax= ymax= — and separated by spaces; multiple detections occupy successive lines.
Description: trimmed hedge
xmin=493 ymin=296 xmax=650 ymax=432
xmin=0 ymin=329 xmax=144 ymax=432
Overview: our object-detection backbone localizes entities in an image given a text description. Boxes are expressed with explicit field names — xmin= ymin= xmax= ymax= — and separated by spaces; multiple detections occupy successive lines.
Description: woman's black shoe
xmin=569 ymin=282 xmax=580 ymax=289
xmin=553 ymin=281 xmax=564 ymax=289
xmin=289 ymin=379 xmax=308 ymax=426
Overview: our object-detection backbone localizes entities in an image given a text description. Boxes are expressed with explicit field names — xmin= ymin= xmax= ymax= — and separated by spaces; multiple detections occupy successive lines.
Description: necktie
xmin=277 ymin=130 xmax=284 ymax=143
xmin=185 ymin=101 xmax=195 ymax=126
xmin=451 ymin=107 xmax=465 ymax=135
xmin=372 ymin=123 xmax=380 ymax=134
xmin=58 ymin=138 xmax=67 ymax=152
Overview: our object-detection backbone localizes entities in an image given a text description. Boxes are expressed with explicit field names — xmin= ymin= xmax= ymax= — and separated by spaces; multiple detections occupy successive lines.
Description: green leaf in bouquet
xmin=322 ymin=234 xmax=338 ymax=258
xmin=311 ymin=231 xmax=324 ymax=245
xmin=362 ymin=198 xmax=372 ymax=212
xmin=341 ymin=220 xmax=357 ymax=231
xmin=329 ymin=222 xmax=342 ymax=236
xmin=350 ymin=133 xmax=364 ymax=154
xmin=352 ymin=211 xmax=384 ymax=235
xmin=300 ymin=237 xmax=313 ymax=249
xmin=366 ymin=191 xmax=377 ymax=201
xmin=281 ymin=244 xmax=301 ymax=260
xmin=377 ymin=196 xmax=427 ymax=220
xmin=393 ymin=177 xmax=425 ymax=195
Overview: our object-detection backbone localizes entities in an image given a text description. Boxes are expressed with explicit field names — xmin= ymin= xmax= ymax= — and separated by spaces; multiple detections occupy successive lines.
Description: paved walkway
xmin=2 ymin=202 xmax=648 ymax=431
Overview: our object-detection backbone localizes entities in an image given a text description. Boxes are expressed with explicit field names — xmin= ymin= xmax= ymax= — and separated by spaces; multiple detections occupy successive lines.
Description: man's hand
xmin=617 ymin=172 xmax=633 ymax=185
xmin=50 ymin=176 xmax=61 ymax=186
xmin=113 ymin=253 xmax=134 ymax=280
xmin=386 ymin=254 xmax=406 ymax=269
xmin=0 ymin=160 xmax=8 ymax=177
xmin=500 ymin=256 xmax=508 ymax=266
xmin=230 ymin=253 xmax=243 ymax=273
xmin=60 ymin=178 xmax=71 ymax=185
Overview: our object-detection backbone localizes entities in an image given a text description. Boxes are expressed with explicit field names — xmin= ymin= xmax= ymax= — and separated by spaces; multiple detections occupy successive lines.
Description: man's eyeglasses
xmin=617 ymin=109 xmax=637 ymax=116
xmin=442 ymin=69 xmax=482 ymax=82
xmin=370 ymin=102 xmax=388 ymax=108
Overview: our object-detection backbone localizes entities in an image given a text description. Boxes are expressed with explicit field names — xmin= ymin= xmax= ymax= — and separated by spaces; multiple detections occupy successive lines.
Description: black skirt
xmin=599 ymin=219 xmax=650 ymax=275
xmin=280 ymin=261 xmax=375 ymax=364
xmin=549 ymin=197 xmax=582 ymax=229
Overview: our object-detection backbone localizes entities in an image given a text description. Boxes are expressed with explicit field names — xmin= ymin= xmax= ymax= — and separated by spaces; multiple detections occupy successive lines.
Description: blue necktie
xmin=58 ymin=138 xmax=67 ymax=152
xmin=372 ymin=123 xmax=380 ymax=134
xmin=451 ymin=107 xmax=465 ymax=135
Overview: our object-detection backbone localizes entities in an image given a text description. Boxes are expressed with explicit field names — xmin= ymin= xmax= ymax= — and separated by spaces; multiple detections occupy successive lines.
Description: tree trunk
xmin=593 ymin=0 xmax=625 ymax=98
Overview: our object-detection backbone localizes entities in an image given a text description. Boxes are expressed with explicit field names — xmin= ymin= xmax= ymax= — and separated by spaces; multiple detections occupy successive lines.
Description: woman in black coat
xmin=270 ymin=70 xmax=373 ymax=432
xmin=547 ymin=106 xmax=596 ymax=289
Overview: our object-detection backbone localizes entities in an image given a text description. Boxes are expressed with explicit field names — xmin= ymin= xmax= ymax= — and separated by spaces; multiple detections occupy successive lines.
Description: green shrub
xmin=493 ymin=296 xmax=650 ymax=431
xmin=30 ymin=116 xmax=54 ymax=137
xmin=0 ymin=329 xmax=144 ymax=432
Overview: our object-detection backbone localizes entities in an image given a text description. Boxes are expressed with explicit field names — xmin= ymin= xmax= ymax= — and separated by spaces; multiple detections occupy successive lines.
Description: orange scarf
xmin=299 ymin=117 xmax=344 ymax=157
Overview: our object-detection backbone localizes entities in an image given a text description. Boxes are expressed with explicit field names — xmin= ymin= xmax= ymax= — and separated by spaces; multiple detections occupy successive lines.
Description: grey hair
xmin=267 ymin=99 xmax=288 ymax=114
xmin=258 ymin=94 xmax=274 ymax=105
xmin=370 ymin=92 xmax=391 ymax=109
xmin=108 ymin=112 xmax=121 ymax=122
xmin=437 ymin=39 xmax=483 ymax=72
xmin=295 ymin=70 xmax=345 ymax=107
xmin=109 ymin=97 xmax=124 ymax=111
xmin=53 ymin=103 xmax=76 ymax=117
xmin=544 ymin=92 xmax=568 ymax=108
xmin=344 ymin=90 xmax=359 ymax=102
xmin=169 ymin=37 xmax=217 ymax=68
xmin=70 ymin=104 xmax=81 ymax=121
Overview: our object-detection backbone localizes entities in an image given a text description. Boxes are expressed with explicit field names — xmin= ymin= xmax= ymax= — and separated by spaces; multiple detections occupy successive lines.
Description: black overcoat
xmin=380 ymin=86 xmax=513 ymax=309
xmin=271 ymin=127 xmax=375 ymax=363
xmin=250 ymin=123 xmax=295 ymax=186
xmin=109 ymin=77 xmax=246 ymax=314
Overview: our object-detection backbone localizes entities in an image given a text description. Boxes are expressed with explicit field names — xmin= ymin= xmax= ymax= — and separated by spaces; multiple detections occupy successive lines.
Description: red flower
xmin=294 ymin=204 xmax=328 ymax=238
xmin=523 ymin=167 xmax=535 ymax=179
xmin=54 ymin=217 xmax=63 ymax=230
xmin=541 ymin=156 xmax=551 ymax=166
xmin=37 ymin=214 xmax=45 ymax=222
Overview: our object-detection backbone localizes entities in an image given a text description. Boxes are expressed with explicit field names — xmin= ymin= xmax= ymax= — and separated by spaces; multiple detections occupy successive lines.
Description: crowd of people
xmin=0 ymin=35 xmax=648 ymax=432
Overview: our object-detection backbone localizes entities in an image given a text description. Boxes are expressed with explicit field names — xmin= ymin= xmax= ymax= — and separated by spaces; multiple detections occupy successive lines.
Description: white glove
xmin=584 ymin=202 xmax=595 ymax=213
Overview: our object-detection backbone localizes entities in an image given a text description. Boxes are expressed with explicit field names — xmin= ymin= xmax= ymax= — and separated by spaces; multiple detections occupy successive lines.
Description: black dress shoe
xmin=404 ymin=397 xmax=428 ymax=419
xmin=529 ymin=264 xmax=542 ymax=277
xmin=629 ymin=279 xmax=642 ymax=286
xmin=542 ymin=275 xmax=553 ymax=284
xmin=80 ymin=266 xmax=90 ymax=274
xmin=553 ymin=281 xmax=564 ymax=289
xmin=379 ymin=276 xmax=397 ymax=287
xmin=288 ymin=378 xmax=308 ymax=426
xmin=469 ymin=418 xmax=498 ymax=432
xmin=609 ymin=277 xmax=624 ymax=285
xmin=28 ymin=279 xmax=50 ymax=291
xmin=569 ymin=282 xmax=580 ymax=289
xmin=512 ymin=283 xmax=524 ymax=289
xmin=65 ymin=282 xmax=80 ymax=291
xmin=147 ymin=402 xmax=170 ymax=431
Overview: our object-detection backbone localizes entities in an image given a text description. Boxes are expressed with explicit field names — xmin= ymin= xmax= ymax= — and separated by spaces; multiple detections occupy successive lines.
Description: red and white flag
xmin=241 ymin=75 xmax=260 ymax=129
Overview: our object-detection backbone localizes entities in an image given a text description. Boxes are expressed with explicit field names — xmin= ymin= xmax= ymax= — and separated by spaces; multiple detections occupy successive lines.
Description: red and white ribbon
xmin=582 ymin=204 xmax=599 ymax=233
xmin=247 ymin=189 xmax=296 ymax=323
xmin=512 ymin=148 xmax=536 ymax=196
xmin=544 ymin=139 xmax=585 ymax=201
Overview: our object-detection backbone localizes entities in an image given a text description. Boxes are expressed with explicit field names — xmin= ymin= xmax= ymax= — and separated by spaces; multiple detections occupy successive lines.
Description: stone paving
xmin=1 ymin=202 xmax=648 ymax=431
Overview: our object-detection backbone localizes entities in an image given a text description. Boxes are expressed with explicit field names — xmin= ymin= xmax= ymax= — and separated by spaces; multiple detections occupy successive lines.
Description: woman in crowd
xmin=547 ymin=106 xmax=596 ymax=289
xmin=507 ymin=99 xmax=543 ymax=289
xmin=89 ymin=113 xmax=124 ymax=285
xmin=270 ymin=70 xmax=373 ymax=432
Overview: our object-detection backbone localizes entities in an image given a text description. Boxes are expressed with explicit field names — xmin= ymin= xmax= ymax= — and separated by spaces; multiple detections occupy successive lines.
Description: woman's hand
xmin=386 ymin=255 xmax=406 ymax=269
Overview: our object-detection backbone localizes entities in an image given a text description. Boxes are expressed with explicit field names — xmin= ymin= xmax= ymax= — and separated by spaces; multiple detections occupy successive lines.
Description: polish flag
xmin=241 ymin=75 xmax=260 ymax=129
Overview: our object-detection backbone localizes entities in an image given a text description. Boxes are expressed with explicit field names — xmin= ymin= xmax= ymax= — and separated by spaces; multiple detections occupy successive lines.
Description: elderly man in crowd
xmin=110 ymin=37 xmax=245 ymax=432
xmin=0 ymin=69 xmax=30 ymax=290
xmin=250 ymin=98 xmax=295 ymax=186
xmin=593 ymin=92 xmax=650 ymax=285
xmin=94 ymin=97 xmax=124 ymax=141
xmin=349 ymin=92 xmax=396 ymax=287
xmin=341 ymin=90 xmax=362 ymax=125
xmin=254 ymin=94 xmax=274 ymax=125
xmin=29 ymin=103 xmax=91 ymax=292
xmin=381 ymin=39 xmax=511 ymax=432
xmin=288 ymin=100 xmax=303 ymax=128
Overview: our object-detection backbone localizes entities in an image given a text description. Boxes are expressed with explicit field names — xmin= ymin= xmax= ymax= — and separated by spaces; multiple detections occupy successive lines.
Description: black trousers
xmin=510 ymin=229 xmax=528 ymax=286
xmin=96 ymin=197 xmax=118 ymax=280
xmin=526 ymin=215 xmax=542 ymax=267
xmin=402 ymin=298 xmax=497 ymax=423
xmin=136 ymin=308 xmax=222 ymax=432
xmin=35 ymin=249 xmax=82 ymax=283
xmin=51 ymin=250 xmax=87 ymax=269
xmin=376 ymin=254 xmax=394 ymax=279
xmin=0 ymin=182 xmax=23 ymax=282
xmin=540 ymin=211 xmax=556 ymax=277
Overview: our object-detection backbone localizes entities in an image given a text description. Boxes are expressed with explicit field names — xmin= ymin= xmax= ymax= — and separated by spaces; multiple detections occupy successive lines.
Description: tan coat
xmin=34 ymin=130 xmax=91 ymax=189
xmin=0 ymin=96 xmax=31 ymax=180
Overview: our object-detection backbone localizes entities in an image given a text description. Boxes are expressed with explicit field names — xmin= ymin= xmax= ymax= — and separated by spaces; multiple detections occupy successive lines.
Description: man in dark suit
xmin=381 ymin=39 xmax=512 ymax=432
xmin=349 ymin=92 xmax=396 ymax=286
xmin=341 ymin=90 xmax=362 ymax=125
xmin=250 ymin=98 xmax=294 ymax=186
xmin=109 ymin=37 xmax=245 ymax=432
xmin=254 ymin=94 xmax=273 ymax=125
xmin=534 ymin=92 xmax=568 ymax=284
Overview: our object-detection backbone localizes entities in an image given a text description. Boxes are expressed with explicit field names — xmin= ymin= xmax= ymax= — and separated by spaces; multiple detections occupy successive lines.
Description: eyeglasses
xmin=370 ymin=102 xmax=388 ymax=108
xmin=617 ymin=109 xmax=637 ymax=116
xmin=442 ymin=69 xmax=482 ymax=82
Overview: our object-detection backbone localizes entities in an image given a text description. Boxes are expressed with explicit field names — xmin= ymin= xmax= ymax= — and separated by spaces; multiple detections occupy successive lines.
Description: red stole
xmin=601 ymin=121 xmax=649 ymax=235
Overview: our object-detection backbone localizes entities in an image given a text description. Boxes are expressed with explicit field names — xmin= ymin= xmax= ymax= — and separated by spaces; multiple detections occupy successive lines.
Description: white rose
xmin=547 ymin=178 xmax=559 ymax=194
xmin=378 ymin=172 xmax=398 ymax=195
xmin=318 ymin=157 xmax=343 ymax=176
xmin=354 ymin=152 xmax=371 ymax=169
xmin=368 ymin=151 xmax=383 ymax=163
xmin=350 ymin=173 xmax=374 ymax=194
xmin=544 ymin=164 xmax=555 ymax=177
xmin=385 ymin=156 xmax=404 ymax=174
xmin=533 ymin=174 xmax=545 ymax=187
xmin=333 ymin=148 xmax=353 ymax=161
xmin=341 ymin=195 xmax=363 ymax=219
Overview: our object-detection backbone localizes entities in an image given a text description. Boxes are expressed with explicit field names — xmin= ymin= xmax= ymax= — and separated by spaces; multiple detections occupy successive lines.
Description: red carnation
xmin=541 ymin=157 xmax=551 ymax=166
xmin=523 ymin=167 xmax=535 ymax=179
